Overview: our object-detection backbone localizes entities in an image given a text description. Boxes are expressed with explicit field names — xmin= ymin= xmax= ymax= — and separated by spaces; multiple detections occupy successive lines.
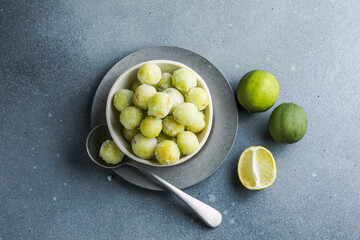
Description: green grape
xmin=156 ymin=72 xmax=174 ymax=91
xmin=172 ymin=102 xmax=198 ymax=126
xmin=185 ymin=87 xmax=208 ymax=110
xmin=155 ymin=140 xmax=180 ymax=165
xmin=119 ymin=106 xmax=143 ymax=130
xmin=131 ymin=133 xmax=157 ymax=159
xmin=123 ymin=127 xmax=140 ymax=142
xmin=156 ymin=132 xmax=175 ymax=143
xmin=131 ymin=80 xmax=141 ymax=92
xmin=113 ymin=89 xmax=134 ymax=111
xmin=171 ymin=68 xmax=197 ymax=93
xmin=147 ymin=92 xmax=172 ymax=118
xmin=140 ymin=116 xmax=162 ymax=138
xmin=162 ymin=115 xmax=185 ymax=137
xmin=186 ymin=111 xmax=206 ymax=133
xmin=133 ymin=84 xmax=156 ymax=110
xmin=99 ymin=140 xmax=124 ymax=164
xmin=177 ymin=131 xmax=199 ymax=155
xmin=162 ymin=88 xmax=184 ymax=113
xmin=137 ymin=63 xmax=162 ymax=85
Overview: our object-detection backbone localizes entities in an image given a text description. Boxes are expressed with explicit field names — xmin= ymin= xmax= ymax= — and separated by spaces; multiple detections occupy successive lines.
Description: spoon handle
xmin=126 ymin=162 xmax=222 ymax=228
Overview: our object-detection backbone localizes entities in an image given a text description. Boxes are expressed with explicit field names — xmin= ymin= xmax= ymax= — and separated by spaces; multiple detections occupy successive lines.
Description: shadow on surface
xmin=262 ymin=121 xmax=273 ymax=142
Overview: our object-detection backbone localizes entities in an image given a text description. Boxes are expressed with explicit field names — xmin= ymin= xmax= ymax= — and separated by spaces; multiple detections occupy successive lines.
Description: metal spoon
xmin=86 ymin=125 xmax=222 ymax=228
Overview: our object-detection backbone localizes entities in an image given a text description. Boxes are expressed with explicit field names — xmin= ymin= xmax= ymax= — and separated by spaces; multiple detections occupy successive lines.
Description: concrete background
xmin=1 ymin=0 xmax=359 ymax=239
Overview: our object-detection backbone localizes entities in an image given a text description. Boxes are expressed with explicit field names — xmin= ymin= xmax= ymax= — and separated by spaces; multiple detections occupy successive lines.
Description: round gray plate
xmin=91 ymin=46 xmax=238 ymax=191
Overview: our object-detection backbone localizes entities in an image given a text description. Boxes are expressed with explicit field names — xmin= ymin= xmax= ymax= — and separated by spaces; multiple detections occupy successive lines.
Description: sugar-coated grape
xmin=120 ymin=106 xmax=143 ymax=129
xmin=156 ymin=72 xmax=173 ymax=91
xmin=133 ymin=84 xmax=156 ymax=110
xmin=131 ymin=80 xmax=141 ymax=92
xmin=163 ymin=88 xmax=184 ymax=113
xmin=171 ymin=68 xmax=197 ymax=93
xmin=186 ymin=111 xmax=206 ymax=133
xmin=123 ymin=127 xmax=140 ymax=142
xmin=162 ymin=115 xmax=185 ymax=137
xmin=140 ymin=116 xmax=162 ymax=138
xmin=147 ymin=92 xmax=172 ymax=118
xmin=172 ymin=102 xmax=198 ymax=126
xmin=177 ymin=131 xmax=199 ymax=155
xmin=185 ymin=87 xmax=208 ymax=110
xmin=155 ymin=140 xmax=180 ymax=165
xmin=137 ymin=63 xmax=162 ymax=86
xmin=99 ymin=140 xmax=124 ymax=164
xmin=113 ymin=89 xmax=134 ymax=111
xmin=156 ymin=132 xmax=175 ymax=143
xmin=131 ymin=133 xmax=157 ymax=159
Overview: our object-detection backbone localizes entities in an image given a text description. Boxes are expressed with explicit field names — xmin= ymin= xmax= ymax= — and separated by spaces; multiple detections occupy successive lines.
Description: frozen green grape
xmin=171 ymin=68 xmax=197 ymax=93
xmin=137 ymin=63 xmax=162 ymax=85
xmin=155 ymin=140 xmax=181 ymax=165
xmin=186 ymin=112 xmax=206 ymax=133
xmin=131 ymin=80 xmax=141 ymax=92
xmin=140 ymin=116 xmax=162 ymax=138
xmin=162 ymin=115 xmax=185 ymax=137
xmin=172 ymin=102 xmax=198 ymax=126
xmin=119 ymin=106 xmax=143 ymax=130
xmin=99 ymin=140 xmax=124 ymax=164
xmin=163 ymin=88 xmax=184 ymax=113
xmin=156 ymin=72 xmax=174 ymax=91
xmin=133 ymin=84 xmax=156 ymax=110
xmin=156 ymin=132 xmax=175 ymax=143
xmin=177 ymin=131 xmax=199 ymax=155
xmin=147 ymin=92 xmax=172 ymax=118
xmin=113 ymin=89 xmax=134 ymax=111
xmin=185 ymin=87 xmax=208 ymax=111
xmin=123 ymin=127 xmax=140 ymax=142
xmin=131 ymin=133 xmax=157 ymax=159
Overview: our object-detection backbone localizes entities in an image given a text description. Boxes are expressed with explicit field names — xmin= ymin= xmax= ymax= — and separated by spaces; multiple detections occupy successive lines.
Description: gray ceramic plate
xmin=91 ymin=46 xmax=238 ymax=191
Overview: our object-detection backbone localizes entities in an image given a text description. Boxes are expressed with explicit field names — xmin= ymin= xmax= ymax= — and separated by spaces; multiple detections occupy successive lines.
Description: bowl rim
xmin=105 ymin=59 xmax=213 ymax=167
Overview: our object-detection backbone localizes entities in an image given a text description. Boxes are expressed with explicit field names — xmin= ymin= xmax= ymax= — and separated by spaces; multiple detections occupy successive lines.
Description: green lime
xmin=237 ymin=70 xmax=279 ymax=112
xmin=269 ymin=103 xmax=308 ymax=144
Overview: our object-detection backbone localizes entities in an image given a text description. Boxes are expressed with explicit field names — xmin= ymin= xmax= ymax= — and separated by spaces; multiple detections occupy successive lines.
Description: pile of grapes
xmin=113 ymin=63 xmax=209 ymax=165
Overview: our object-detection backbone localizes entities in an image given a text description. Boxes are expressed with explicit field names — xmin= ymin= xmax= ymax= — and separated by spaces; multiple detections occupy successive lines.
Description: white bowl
xmin=106 ymin=60 xmax=213 ymax=167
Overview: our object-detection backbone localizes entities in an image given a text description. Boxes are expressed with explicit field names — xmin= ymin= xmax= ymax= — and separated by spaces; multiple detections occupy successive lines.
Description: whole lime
xmin=237 ymin=70 xmax=279 ymax=112
xmin=269 ymin=103 xmax=308 ymax=144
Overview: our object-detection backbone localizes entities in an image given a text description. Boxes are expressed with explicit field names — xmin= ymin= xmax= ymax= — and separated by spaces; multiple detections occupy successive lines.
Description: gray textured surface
xmin=92 ymin=47 xmax=237 ymax=190
xmin=1 ymin=0 xmax=359 ymax=239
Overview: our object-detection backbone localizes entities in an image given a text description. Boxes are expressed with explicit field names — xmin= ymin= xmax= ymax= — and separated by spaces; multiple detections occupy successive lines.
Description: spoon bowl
xmin=86 ymin=124 xmax=122 ymax=169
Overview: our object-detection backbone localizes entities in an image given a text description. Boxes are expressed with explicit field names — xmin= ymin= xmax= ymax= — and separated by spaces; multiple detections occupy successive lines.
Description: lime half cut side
xmin=237 ymin=146 xmax=277 ymax=190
